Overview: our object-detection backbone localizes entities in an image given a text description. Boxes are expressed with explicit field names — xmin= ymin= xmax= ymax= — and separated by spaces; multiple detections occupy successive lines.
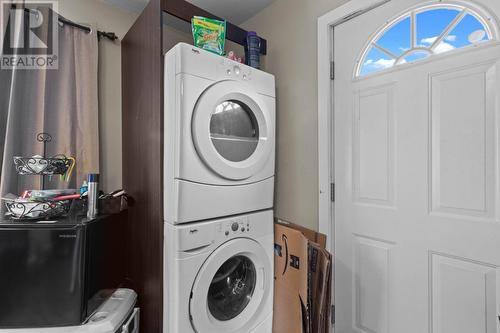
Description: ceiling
xmin=100 ymin=0 xmax=147 ymax=13
xmin=101 ymin=0 xmax=275 ymax=24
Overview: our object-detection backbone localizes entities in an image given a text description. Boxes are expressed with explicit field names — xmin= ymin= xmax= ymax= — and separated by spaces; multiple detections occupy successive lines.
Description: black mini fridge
xmin=0 ymin=213 xmax=127 ymax=328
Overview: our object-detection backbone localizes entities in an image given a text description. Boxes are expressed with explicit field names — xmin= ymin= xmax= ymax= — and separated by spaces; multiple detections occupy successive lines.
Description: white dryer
xmin=164 ymin=43 xmax=276 ymax=224
xmin=163 ymin=210 xmax=274 ymax=333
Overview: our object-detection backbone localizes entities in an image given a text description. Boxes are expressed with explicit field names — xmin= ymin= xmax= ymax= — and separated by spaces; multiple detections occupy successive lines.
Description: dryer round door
xmin=189 ymin=238 xmax=272 ymax=333
xmin=192 ymin=80 xmax=274 ymax=180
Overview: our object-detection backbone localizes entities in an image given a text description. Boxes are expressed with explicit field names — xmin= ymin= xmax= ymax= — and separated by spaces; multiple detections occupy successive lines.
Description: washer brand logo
xmin=0 ymin=0 xmax=59 ymax=69
xmin=58 ymin=234 xmax=76 ymax=239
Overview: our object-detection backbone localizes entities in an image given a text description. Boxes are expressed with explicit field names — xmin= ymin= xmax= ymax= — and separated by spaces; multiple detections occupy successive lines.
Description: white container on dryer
xmin=164 ymin=43 xmax=276 ymax=224
xmin=163 ymin=210 xmax=274 ymax=333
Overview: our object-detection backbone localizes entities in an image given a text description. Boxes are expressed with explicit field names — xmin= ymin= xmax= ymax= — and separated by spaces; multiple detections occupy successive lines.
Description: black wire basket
xmin=3 ymin=198 xmax=72 ymax=220
xmin=13 ymin=155 xmax=73 ymax=176
xmin=4 ymin=133 xmax=77 ymax=221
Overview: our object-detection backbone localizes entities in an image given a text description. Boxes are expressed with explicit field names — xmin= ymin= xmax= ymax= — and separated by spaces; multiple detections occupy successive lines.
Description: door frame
xmin=317 ymin=0 xmax=392 ymax=249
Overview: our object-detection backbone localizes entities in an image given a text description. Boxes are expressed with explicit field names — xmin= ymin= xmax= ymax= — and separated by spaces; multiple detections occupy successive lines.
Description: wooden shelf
xmin=161 ymin=0 xmax=267 ymax=55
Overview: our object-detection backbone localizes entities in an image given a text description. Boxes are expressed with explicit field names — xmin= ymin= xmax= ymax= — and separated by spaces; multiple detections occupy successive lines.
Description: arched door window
xmin=357 ymin=3 xmax=498 ymax=77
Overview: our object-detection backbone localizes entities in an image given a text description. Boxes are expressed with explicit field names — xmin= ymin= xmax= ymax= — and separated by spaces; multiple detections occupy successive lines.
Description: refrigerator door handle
xmin=122 ymin=308 xmax=140 ymax=333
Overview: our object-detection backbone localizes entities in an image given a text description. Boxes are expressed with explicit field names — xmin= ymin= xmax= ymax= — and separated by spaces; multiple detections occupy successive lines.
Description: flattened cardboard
xmin=273 ymin=221 xmax=332 ymax=333
xmin=311 ymin=246 xmax=330 ymax=333
xmin=276 ymin=219 xmax=327 ymax=249
xmin=274 ymin=223 xmax=310 ymax=333
xmin=318 ymin=251 xmax=332 ymax=333
xmin=321 ymin=252 xmax=333 ymax=333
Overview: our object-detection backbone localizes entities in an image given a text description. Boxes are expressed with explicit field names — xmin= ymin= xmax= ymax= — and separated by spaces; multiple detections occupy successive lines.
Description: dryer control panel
xmin=219 ymin=59 xmax=253 ymax=82
xmin=167 ymin=43 xmax=275 ymax=98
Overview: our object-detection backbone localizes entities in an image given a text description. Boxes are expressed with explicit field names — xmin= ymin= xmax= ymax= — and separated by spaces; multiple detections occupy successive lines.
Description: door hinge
xmin=330 ymin=183 xmax=335 ymax=202
xmin=330 ymin=61 xmax=335 ymax=80
xmin=331 ymin=305 xmax=335 ymax=325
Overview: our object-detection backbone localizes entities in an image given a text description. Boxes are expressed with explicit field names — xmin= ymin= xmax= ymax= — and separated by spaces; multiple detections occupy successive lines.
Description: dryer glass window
xmin=210 ymin=101 xmax=259 ymax=162
xmin=207 ymin=255 xmax=256 ymax=321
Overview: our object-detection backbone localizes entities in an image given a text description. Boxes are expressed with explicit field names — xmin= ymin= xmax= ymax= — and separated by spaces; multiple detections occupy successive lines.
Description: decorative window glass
xmin=357 ymin=3 xmax=497 ymax=77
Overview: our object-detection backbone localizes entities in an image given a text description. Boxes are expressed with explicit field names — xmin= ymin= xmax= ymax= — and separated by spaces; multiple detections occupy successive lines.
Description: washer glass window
xmin=210 ymin=100 xmax=259 ymax=162
xmin=207 ymin=255 xmax=256 ymax=321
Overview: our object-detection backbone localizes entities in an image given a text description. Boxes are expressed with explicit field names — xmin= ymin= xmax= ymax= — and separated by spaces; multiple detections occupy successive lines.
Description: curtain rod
xmin=58 ymin=16 xmax=118 ymax=41
xmin=21 ymin=7 xmax=118 ymax=41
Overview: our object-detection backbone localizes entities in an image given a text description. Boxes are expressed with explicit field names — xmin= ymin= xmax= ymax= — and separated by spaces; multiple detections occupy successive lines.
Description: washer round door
xmin=189 ymin=238 xmax=272 ymax=333
xmin=192 ymin=80 xmax=274 ymax=180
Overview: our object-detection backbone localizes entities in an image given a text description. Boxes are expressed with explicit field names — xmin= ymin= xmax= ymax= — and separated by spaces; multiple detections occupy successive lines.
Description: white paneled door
xmin=334 ymin=0 xmax=500 ymax=332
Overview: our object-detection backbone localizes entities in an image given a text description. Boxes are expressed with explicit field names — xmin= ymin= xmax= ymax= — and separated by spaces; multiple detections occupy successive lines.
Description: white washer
xmin=164 ymin=43 xmax=276 ymax=224
xmin=164 ymin=210 xmax=274 ymax=333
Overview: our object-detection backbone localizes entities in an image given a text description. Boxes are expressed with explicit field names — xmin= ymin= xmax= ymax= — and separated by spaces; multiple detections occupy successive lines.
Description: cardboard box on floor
xmin=273 ymin=220 xmax=332 ymax=333
xmin=316 ymin=250 xmax=332 ymax=333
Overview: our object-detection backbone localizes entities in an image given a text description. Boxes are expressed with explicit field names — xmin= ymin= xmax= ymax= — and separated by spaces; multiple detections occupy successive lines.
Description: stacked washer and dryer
xmin=163 ymin=43 xmax=276 ymax=333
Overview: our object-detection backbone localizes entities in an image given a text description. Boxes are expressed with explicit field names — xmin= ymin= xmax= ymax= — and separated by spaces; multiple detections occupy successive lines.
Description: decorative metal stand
xmin=4 ymin=133 xmax=75 ymax=220
xmin=13 ymin=133 xmax=73 ymax=189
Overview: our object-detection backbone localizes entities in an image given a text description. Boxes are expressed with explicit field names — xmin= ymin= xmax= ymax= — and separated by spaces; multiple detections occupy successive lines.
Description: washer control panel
xmin=174 ymin=210 xmax=272 ymax=255
xmin=221 ymin=216 xmax=250 ymax=237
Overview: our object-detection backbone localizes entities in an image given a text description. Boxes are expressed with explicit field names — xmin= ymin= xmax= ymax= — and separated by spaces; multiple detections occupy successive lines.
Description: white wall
xmin=59 ymin=0 xmax=139 ymax=192
xmin=242 ymin=0 xmax=347 ymax=230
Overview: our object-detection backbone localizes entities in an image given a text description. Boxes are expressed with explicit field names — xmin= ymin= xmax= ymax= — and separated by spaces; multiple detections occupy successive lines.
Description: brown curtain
xmin=0 ymin=9 xmax=99 ymax=197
